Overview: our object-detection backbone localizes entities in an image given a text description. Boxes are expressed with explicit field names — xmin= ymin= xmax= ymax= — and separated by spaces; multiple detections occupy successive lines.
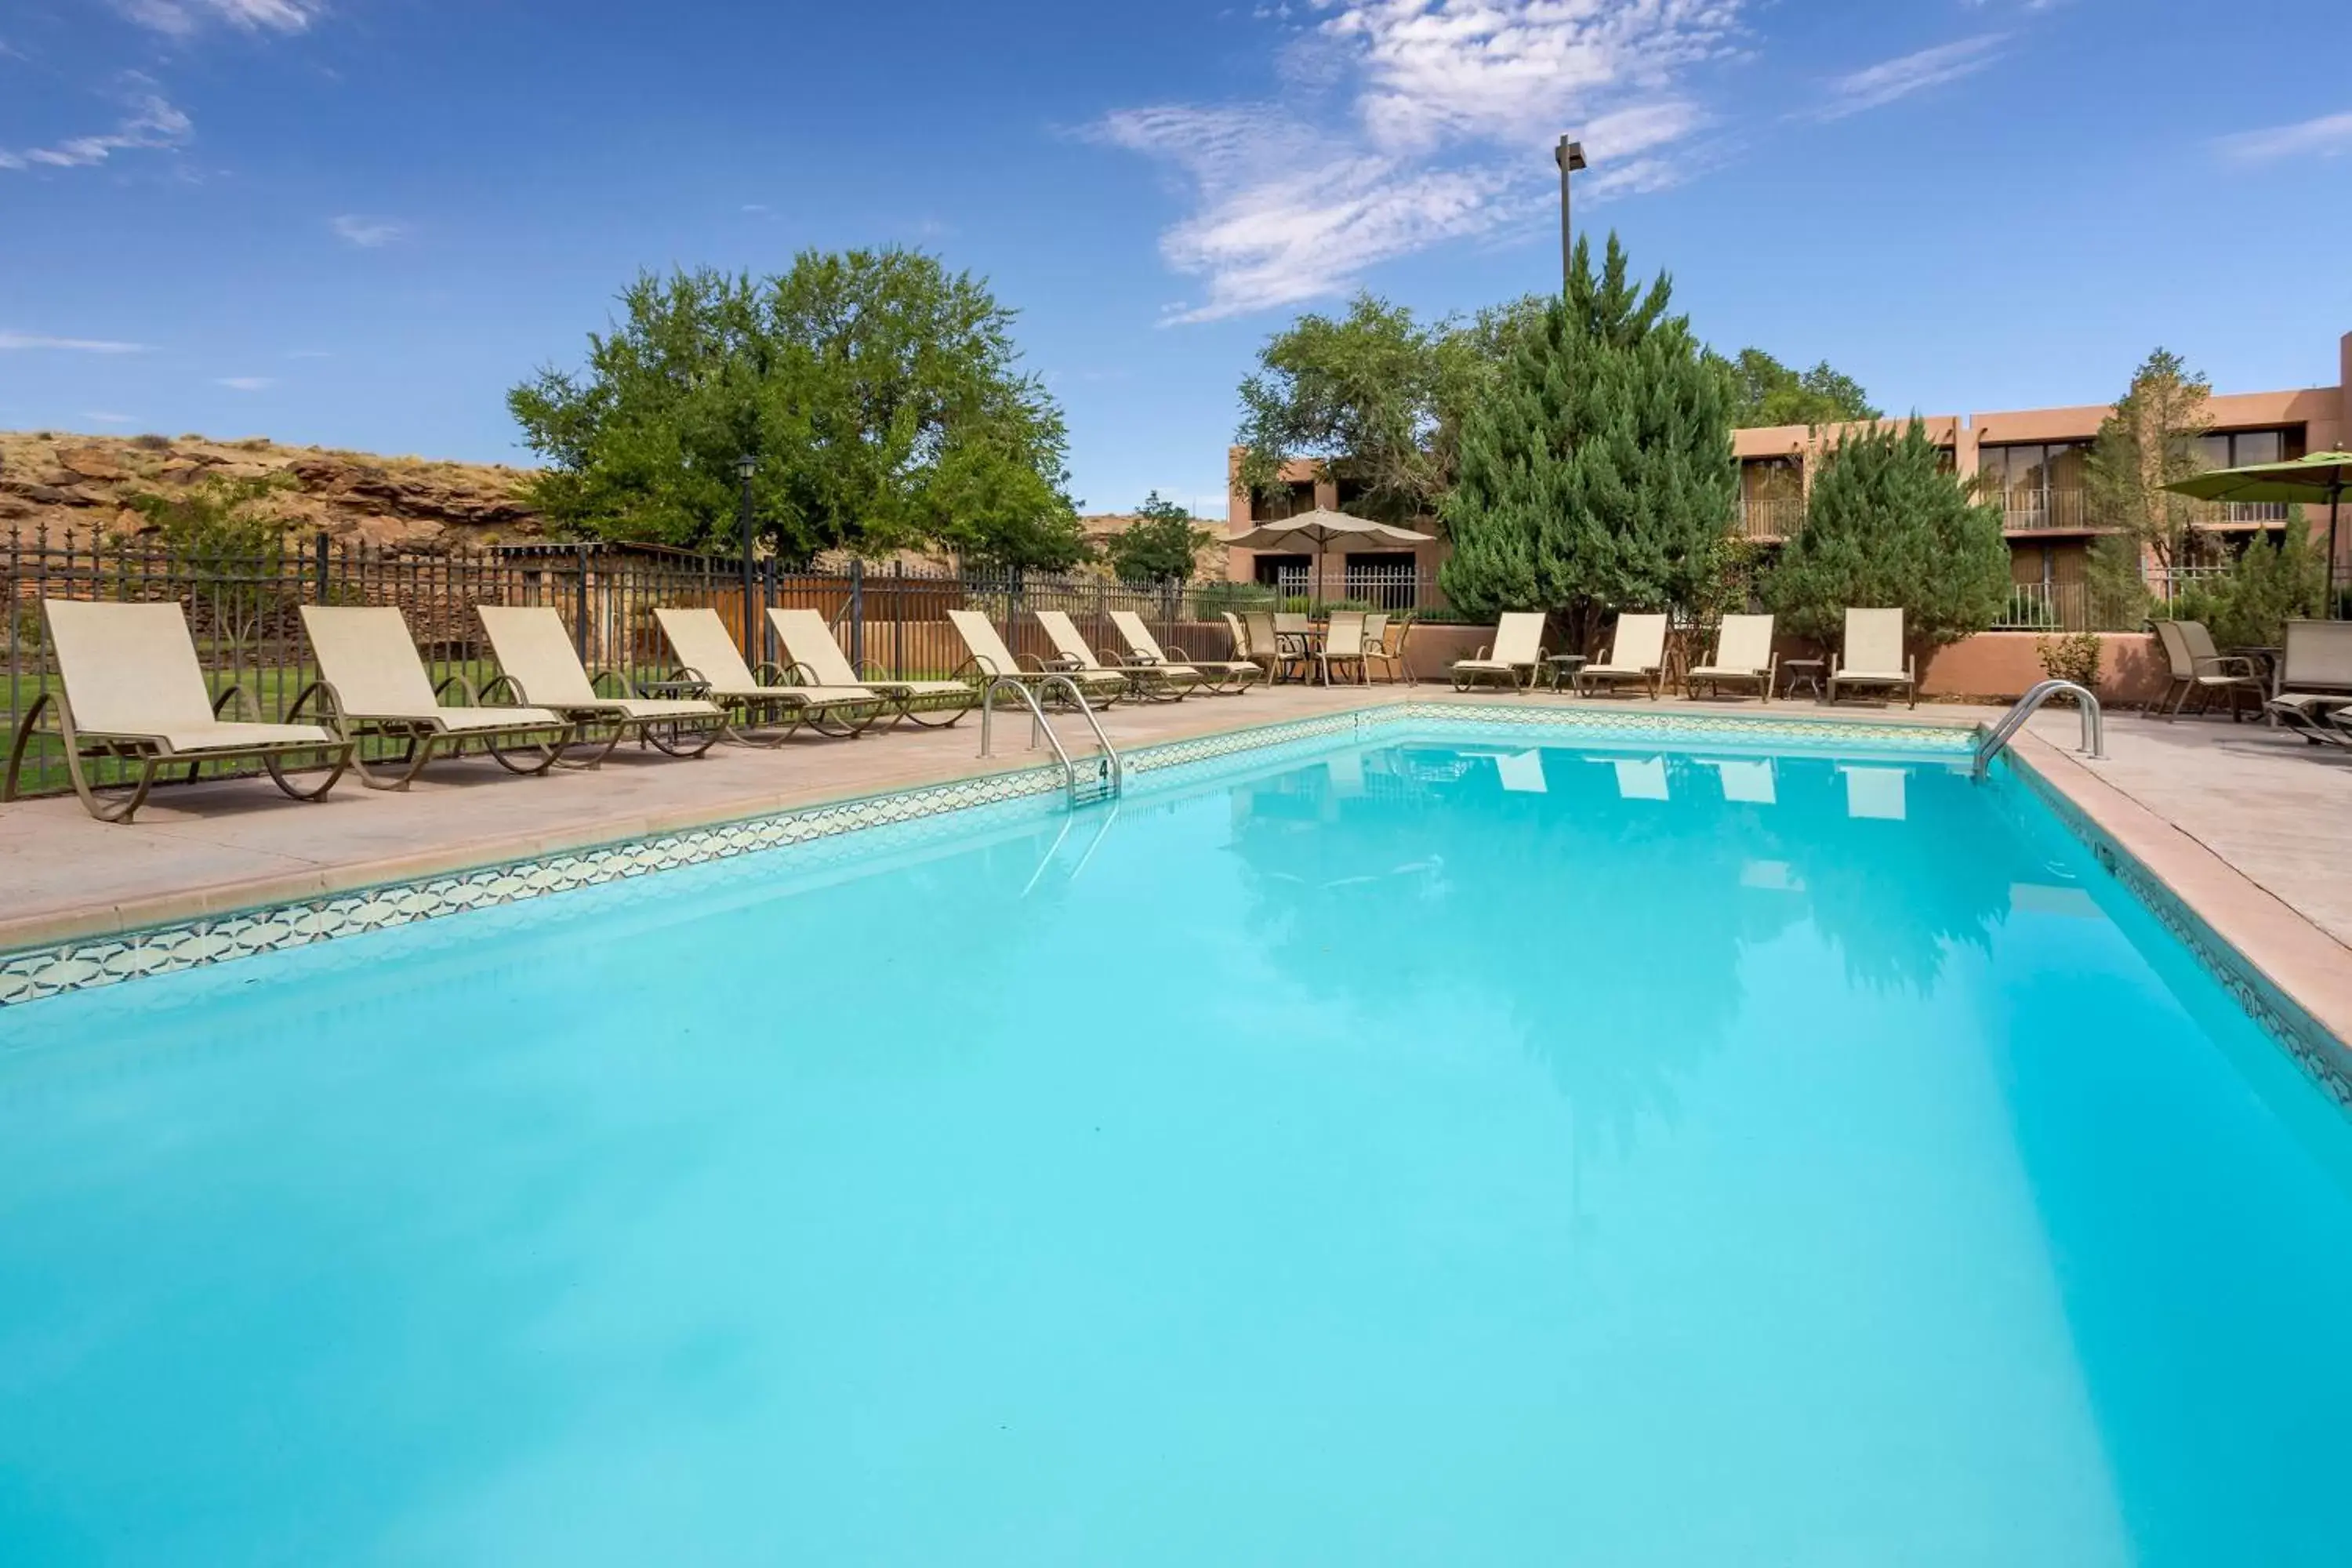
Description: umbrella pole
xmin=2331 ymin=485 xmax=2343 ymax=619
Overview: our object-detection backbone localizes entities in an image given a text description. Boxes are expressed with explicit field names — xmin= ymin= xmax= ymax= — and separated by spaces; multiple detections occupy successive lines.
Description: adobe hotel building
xmin=1225 ymin=330 xmax=2352 ymax=628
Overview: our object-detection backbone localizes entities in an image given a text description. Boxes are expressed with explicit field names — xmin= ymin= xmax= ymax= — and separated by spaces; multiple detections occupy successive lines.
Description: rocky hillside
xmin=0 ymin=431 xmax=550 ymax=551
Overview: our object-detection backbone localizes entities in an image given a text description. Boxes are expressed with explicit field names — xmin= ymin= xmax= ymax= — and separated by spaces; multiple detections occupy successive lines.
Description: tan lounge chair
xmin=1036 ymin=609 xmax=1198 ymax=699
xmin=945 ymin=609 xmax=1127 ymax=706
xmin=2154 ymin=619 xmax=2263 ymax=720
xmin=1686 ymin=614 xmax=1777 ymax=702
xmin=1453 ymin=612 xmax=1547 ymax=691
xmin=2265 ymin=619 xmax=2352 ymax=743
xmin=3 ymin=599 xmax=351 ymax=822
xmin=296 ymin=605 xmax=572 ymax=788
xmin=1577 ymin=613 xmax=1670 ymax=699
xmin=768 ymin=608 xmax=977 ymax=728
xmin=1828 ymin=608 xmax=1917 ymax=708
xmin=478 ymin=605 xmax=724 ymax=760
xmin=653 ymin=606 xmax=884 ymax=743
xmin=1317 ymin=610 xmax=1369 ymax=686
xmin=1109 ymin=609 xmax=1260 ymax=694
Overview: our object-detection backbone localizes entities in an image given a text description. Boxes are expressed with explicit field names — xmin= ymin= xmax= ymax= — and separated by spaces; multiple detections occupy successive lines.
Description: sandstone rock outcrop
xmin=0 ymin=430 xmax=551 ymax=552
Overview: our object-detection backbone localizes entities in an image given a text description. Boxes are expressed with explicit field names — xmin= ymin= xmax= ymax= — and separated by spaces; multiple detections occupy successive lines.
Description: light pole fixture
xmin=1553 ymin=136 xmax=1586 ymax=293
xmin=736 ymin=454 xmax=758 ymax=661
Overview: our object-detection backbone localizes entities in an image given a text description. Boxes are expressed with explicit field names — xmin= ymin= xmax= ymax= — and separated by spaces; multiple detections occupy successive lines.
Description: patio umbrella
xmin=1225 ymin=509 xmax=1429 ymax=607
xmin=2165 ymin=451 xmax=2352 ymax=615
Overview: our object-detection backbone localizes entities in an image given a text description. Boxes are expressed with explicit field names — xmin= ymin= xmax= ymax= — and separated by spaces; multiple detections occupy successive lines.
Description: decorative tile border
xmin=0 ymin=700 xmax=2129 ymax=1018
xmin=2005 ymin=750 xmax=2352 ymax=1112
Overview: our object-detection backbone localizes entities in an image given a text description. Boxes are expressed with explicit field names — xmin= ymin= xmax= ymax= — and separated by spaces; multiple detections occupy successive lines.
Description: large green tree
xmin=1712 ymin=347 xmax=1880 ymax=428
xmin=1232 ymin=292 xmax=1544 ymax=524
xmin=1762 ymin=419 xmax=2009 ymax=645
xmin=2083 ymin=347 xmax=2216 ymax=612
xmin=1105 ymin=492 xmax=1214 ymax=584
xmin=508 ymin=251 xmax=1086 ymax=568
xmin=1437 ymin=233 xmax=1737 ymax=641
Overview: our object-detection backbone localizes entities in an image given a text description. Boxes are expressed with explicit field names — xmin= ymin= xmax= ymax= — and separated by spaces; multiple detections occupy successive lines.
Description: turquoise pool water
xmin=4 ymin=735 xmax=2350 ymax=1566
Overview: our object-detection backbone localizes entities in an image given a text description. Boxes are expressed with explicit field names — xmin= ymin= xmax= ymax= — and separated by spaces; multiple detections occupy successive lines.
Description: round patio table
xmin=1542 ymin=653 xmax=1588 ymax=691
xmin=1780 ymin=658 xmax=1828 ymax=702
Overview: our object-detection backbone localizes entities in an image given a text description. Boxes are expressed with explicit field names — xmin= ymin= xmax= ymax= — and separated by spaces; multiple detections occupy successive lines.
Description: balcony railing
xmin=2003 ymin=489 xmax=2292 ymax=532
xmin=1737 ymin=497 xmax=1803 ymax=539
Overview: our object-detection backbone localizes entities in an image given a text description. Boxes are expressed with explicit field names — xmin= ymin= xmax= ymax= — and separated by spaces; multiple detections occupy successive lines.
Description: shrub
xmin=2035 ymin=631 xmax=2103 ymax=699
xmin=2158 ymin=529 xmax=2327 ymax=649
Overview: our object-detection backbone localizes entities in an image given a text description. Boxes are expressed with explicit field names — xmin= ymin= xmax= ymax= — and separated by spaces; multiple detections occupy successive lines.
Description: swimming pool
xmin=3 ymin=724 xmax=2349 ymax=1565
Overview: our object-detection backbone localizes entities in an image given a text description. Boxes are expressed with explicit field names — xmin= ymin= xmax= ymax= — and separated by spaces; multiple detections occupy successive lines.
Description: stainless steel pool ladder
xmin=1973 ymin=680 xmax=2103 ymax=779
xmin=978 ymin=675 xmax=1123 ymax=808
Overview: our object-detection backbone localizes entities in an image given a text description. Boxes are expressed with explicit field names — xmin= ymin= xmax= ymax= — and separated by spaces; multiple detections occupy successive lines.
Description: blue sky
xmin=3 ymin=0 xmax=2348 ymax=517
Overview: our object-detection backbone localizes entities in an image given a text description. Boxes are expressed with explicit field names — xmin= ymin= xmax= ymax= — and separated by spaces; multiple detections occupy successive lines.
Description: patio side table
xmin=1780 ymin=658 xmax=1827 ymax=702
xmin=1541 ymin=653 xmax=1588 ymax=692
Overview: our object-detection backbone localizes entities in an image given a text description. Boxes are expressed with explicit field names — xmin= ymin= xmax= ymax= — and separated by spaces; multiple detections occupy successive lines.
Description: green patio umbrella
xmin=2165 ymin=450 xmax=2352 ymax=615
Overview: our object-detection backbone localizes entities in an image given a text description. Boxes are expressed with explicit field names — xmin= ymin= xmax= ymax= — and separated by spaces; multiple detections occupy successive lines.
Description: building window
xmin=2196 ymin=426 xmax=2303 ymax=470
xmin=1252 ymin=553 xmax=1311 ymax=591
xmin=1981 ymin=441 xmax=2088 ymax=531
xmin=1249 ymin=481 xmax=1318 ymax=522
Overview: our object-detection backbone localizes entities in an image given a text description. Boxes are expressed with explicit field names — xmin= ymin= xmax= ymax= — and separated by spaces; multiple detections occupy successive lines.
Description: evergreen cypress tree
xmin=1439 ymin=234 xmax=1735 ymax=643
xmin=1761 ymin=419 xmax=2009 ymax=646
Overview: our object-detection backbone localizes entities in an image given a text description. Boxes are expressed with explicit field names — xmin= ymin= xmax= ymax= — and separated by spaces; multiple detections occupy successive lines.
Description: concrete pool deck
xmin=2 ymin=684 xmax=2347 ymax=1050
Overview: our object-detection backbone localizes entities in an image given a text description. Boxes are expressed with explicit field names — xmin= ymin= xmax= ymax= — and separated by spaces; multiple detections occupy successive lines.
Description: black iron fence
xmin=6 ymin=528 xmax=1450 ymax=798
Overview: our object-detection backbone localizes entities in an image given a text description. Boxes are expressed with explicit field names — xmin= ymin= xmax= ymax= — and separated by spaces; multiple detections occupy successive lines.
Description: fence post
xmin=574 ymin=543 xmax=590 ymax=661
xmin=893 ymin=560 xmax=905 ymax=679
xmin=848 ymin=557 xmax=866 ymax=672
xmin=312 ymin=532 xmax=329 ymax=604
xmin=760 ymin=557 xmax=776 ymax=666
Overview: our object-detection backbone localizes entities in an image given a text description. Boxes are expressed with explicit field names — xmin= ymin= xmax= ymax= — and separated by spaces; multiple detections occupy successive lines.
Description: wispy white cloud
xmin=329 ymin=213 xmax=406 ymax=247
xmin=0 ymin=331 xmax=154 ymax=353
xmin=1096 ymin=1 xmax=1744 ymax=321
xmin=285 ymin=348 xmax=332 ymax=359
xmin=82 ymin=411 xmax=139 ymax=425
xmin=0 ymin=89 xmax=191 ymax=172
xmin=214 ymin=376 xmax=276 ymax=390
xmin=115 ymin=0 xmax=325 ymax=37
xmin=1815 ymin=34 xmax=2005 ymax=121
xmin=2215 ymin=109 xmax=2352 ymax=163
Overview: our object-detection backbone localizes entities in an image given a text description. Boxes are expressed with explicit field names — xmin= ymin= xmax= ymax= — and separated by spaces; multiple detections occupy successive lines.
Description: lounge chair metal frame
xmin=1684 ymin=614 xmax=1777 ymax=703
xmin=1107 ymin=608 xmax=1261 ymax=695
xmin=1575 ymin=613 xmax=1669 ymax=700
xmin=768 ymin=608 xmax=978 ymax=728
xmin=1034 ymin=609 xmax=1198 ymax=702
xmin=289 ymin=604 xmax=575 ymax=790
xmin=3 ymin=599 xmax=353 ymax=822
xmin=1362 ymin=613 xmax=1413 ymax=684
xmin=1453 ymin=612 xmax=1547 ymax=692
xmin=479 ymin=606 xmax=726 ymax=764
xmin=651 ymin=606 xmax=883 ymax=746
xmin=1827 ymin=608 xmax=1918 ymax=709
xmin=946 ymin=610 xmax=1127 ymax=709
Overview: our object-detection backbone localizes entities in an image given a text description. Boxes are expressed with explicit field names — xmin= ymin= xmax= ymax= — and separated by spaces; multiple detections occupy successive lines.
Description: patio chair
xmin=768 ymin=607 xmax=978 ymax=728
xmin=1243 ymin=610 xmax=1306 ymax=684
xmin=1577 ymin=613 xmax=1670 ymax=699
xmin=3 ymin=599 xmax=352 ymax=822
xmin=477 ymin=605 xmax=724 ymax=761
xmin=2264 ymin=619 xmax=2352 ymax=744
xmin=1452 ymin=612 xmax=1547 ymax=691
xmin=2153 ymin=619 xmax=2263 ymax=721
xmin=1317 ymin=610 xmax=1370 ymax=686
xmin=296 ymin=605 xmax=572 ymax=789
xmin=944 ymin=609 xmax=1127 ymax=706
xmin=1108 ymin=609 xmax=1260 ymax=695
xmin=652 ymin=607 xmax=884 ymax=744
xmin=1685 ymin=614 xmax=1777 ymax=703
xmin=1363 ymin=613 xmax=1412 ymax=684
xmin=1035 ymin=609 xmax=1198 ymax=701
xmin=1827 ymin=608 xmax=1917 ymax=708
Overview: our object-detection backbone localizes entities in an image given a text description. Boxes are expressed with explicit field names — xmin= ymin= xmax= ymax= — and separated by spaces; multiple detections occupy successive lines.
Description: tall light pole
xmin=1553 ymin=136 xmax=1586 ymax=293
xmin=736 ymin=453 xmax=758 ymax=662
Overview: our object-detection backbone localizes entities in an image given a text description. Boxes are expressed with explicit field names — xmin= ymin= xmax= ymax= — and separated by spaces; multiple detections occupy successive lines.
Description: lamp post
xmin=736 ymin=454 xmax=758 ymax=662
xmin=1553 ymin=136 xmax=1586 ymax=292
